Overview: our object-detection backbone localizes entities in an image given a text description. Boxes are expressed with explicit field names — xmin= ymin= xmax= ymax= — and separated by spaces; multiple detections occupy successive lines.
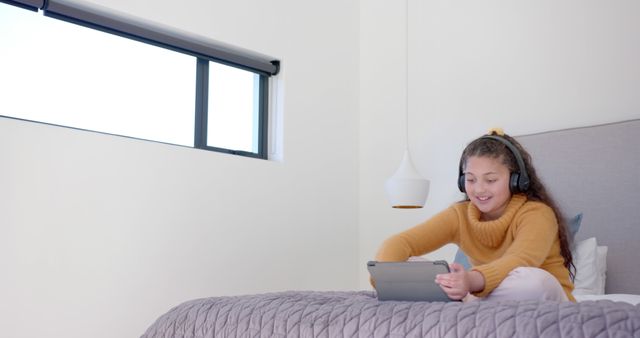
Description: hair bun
xmin=487 ymin=127 xmax=505 ymax=136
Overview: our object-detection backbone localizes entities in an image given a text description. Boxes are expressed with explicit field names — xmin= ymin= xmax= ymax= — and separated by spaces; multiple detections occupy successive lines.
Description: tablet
xmin=367 ymin=260 xmax=453 ymax=302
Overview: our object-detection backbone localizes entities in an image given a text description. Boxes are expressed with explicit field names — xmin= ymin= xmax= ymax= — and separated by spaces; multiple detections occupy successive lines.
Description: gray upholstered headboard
xmin=516 ymin=119 xmax=640 ymax=294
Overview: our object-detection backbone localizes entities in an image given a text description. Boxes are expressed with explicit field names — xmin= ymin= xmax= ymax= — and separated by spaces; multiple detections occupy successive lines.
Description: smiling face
xmin=463 ymin=155 xmax=512 ymax=221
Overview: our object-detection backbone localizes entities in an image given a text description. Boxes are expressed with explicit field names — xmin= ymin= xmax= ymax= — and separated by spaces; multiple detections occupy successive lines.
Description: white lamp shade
xmin=384 ymin=149 xmax=430 ymax=208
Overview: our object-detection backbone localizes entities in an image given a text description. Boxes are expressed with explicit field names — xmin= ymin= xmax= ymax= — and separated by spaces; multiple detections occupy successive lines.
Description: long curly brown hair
xmin=460 ymin=132 xmax=575 ymax=280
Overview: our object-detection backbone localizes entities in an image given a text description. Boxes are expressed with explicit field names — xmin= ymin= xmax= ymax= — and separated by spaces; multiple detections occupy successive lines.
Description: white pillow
xmin=572 ymin=237 xmax=600 ymax=296
xmin=595 ymin=246 xmax=608 ymax=294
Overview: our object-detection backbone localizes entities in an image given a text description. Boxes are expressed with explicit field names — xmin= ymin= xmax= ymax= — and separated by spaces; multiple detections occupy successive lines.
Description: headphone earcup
xmin=510 ymin=173 xmax=521 ymax=193
xmin=458 ymin=174 xmax=466 ymax=193
xmin=518 ymin=175 xmax=530 ymax=192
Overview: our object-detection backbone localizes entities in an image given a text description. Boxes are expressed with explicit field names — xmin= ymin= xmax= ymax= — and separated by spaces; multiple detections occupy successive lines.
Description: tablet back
xmin=368 ymin=260 xmax=452 ymax=302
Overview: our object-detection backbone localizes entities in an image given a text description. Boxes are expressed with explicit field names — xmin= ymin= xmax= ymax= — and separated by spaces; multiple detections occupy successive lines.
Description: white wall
xmin=359 ymin=0 xmax=640 ymax=288
xmin=3 ymin=0 xmax=640 ymax=336
xmin=0 ymin=0 xmax=359 ymax=337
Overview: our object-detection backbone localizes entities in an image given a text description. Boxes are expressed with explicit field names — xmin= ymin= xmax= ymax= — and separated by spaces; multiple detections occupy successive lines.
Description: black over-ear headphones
xmin=458 ymin=135 xmax=530 ymax=194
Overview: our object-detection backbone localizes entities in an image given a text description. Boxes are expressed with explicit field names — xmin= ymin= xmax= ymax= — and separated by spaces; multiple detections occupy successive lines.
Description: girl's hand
xmin=434 ymin=262 xmax=471 ymax=300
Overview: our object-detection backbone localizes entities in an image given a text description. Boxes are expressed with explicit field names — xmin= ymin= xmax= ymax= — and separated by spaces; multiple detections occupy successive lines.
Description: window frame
xmin=195 ymin=59 xmax=271 ymax=159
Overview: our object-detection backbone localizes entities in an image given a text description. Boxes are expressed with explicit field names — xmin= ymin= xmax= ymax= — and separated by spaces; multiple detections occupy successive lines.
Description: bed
xmin=141 ymin=120 xmax=640 ymax=337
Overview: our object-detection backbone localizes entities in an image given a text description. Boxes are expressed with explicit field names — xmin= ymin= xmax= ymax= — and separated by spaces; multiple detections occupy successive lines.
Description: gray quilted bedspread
xmin=141 ymin=290 xmax=640 ymax=337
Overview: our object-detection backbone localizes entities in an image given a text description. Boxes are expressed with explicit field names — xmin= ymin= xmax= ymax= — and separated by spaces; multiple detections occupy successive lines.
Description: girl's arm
xmin=375 ymin=206 xmax=461 ymax=262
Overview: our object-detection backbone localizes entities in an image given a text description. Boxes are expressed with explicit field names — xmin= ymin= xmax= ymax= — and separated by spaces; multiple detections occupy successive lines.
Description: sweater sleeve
xmin=472 ymin=203 xmax=559 ymax=297
xmin=375 ymin=206 xmax=461 ymax=262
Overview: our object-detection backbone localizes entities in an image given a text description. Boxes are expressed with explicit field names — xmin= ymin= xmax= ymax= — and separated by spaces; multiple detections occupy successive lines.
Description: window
xmin=207 ymin=62 xmax=264 ymax=153
xmin=0 ymin=0 xmax=279 ymax=159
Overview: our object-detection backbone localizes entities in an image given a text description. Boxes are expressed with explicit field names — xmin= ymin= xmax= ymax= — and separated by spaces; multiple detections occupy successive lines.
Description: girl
xmin=375 ymin=129 xmax=575 ymax=302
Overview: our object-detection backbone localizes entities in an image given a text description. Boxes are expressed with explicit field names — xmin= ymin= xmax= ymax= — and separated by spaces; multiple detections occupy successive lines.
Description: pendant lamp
xmin=384 ymin=0 xmax=430 ymax=208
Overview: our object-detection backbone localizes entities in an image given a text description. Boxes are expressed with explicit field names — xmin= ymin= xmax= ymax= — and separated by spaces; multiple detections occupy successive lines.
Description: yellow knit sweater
xmin=375 ymin=194 xmax=575 ymax=301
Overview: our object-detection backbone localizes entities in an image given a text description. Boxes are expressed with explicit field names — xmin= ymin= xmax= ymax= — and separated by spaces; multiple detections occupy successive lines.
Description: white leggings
xmin=466 ymin=267 xmax=569 ymax=302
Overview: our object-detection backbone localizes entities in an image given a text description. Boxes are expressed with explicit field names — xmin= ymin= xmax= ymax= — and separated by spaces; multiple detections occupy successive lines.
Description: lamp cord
xmin=405 ymin=0 xmax=409 ymax=150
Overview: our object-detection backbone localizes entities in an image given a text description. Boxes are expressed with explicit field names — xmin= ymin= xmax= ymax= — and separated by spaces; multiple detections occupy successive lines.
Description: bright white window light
xmin=207 ymin=62 xmax=260 ymax=153
xmin=0 ymin=5 xmax=195 ymax=146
